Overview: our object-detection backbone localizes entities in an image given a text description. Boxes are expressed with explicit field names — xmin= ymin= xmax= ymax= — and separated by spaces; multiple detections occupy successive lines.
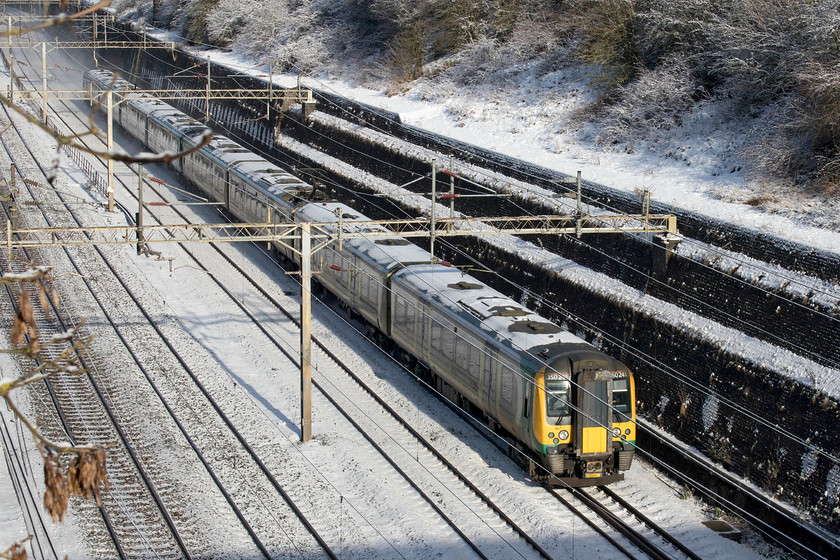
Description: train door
xmin=574 ymin=370 xmax=612 ymax=457
xmin=176 ymin=137 xmax=185 ymax=174
xmin=481 ymin=345 xmax=499 ymax=415
xmin=224 ymin=165 xmax=233 ymax=210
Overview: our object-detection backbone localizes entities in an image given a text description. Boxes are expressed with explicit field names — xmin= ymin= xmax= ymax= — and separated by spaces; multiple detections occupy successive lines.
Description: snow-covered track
xmin=41 ymin=55 xmax=556 ymax=557
xmin=0 ymin=405 xmax=61 ymax=559
xmin=0 ymin=70 xmax=338 ymax=558
xmin=549 ymin=485 xmax=696 ymax=560
xmin=0 ymin=116 xmax=189 ymax=558
xmin=54 ymin=41 xmax=832 ymax=556
xmin=279 ymin=109 xmax=840 ymax=370
xmin=57 ymin=118 xmax=555 ymax=557
xmin=9 ymin=7 xmax=836 ymax=552
xmin=450 ymin=403 xmax=703 ymax=560
xmin=580 ymin=486 xmax=702 ymax=560
xmin=196 ymin=245 xmax=556 ymax=560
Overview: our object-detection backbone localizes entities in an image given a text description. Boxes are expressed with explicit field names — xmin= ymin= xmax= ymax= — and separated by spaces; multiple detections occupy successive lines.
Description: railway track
xmin=0 ymin=36 xmax=560 ymax=559
xmin=447 ymin=396 xmax=704 ymax=560
xmin=18 ymin=28 xmax=705 ymax=558
xmin=42 ymin=51 xmax=724 ymax=560
xmin=172 ymin=68 xmax=840 ymax=559
xmin=278 ymin=110 xmax=840 ymax=369
xmin=0 ymin=120 xmax=189 ymax=558
xmin=42 ymin=69 xmax=560 ymax=560
xmin=3 ymin=6 xmax=836 ymax=556
xmin=250 ymin=107 xmax=838 ymax=559
xmin=149 ymin=53 xmax=840 ymax=559
xmin=1 ymin=36 xmax=339 ymax=559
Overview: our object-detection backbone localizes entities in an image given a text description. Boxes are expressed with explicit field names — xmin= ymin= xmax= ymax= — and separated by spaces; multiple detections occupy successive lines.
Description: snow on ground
xmin=201 ymin=49 xmax=840 ymax=255
xmin=0 ymin=106 xmax=768 ymax=558
xmin=274 ymin=131 xmax=840 ymax=405
xmin=0 ymin=21 xmax=830 ymax=560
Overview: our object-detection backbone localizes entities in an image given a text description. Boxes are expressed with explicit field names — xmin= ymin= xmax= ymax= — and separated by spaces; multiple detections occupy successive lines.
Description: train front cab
xmin=533 ymin=361 xmax=636 ymax=487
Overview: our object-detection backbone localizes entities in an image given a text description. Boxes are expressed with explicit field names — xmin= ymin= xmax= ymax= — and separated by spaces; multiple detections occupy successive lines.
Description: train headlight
xmin=625 ymin=429 xmax=631 ymax=435
xmin=553 ymin=438 xmax=560 ymax=444
xmin=612 ymin=428 xmax=621 ymax=438
xmin=548 ymin=432 xmax=555 ymax=439
xmin=558 ymin=430 xmax=569 ymax=440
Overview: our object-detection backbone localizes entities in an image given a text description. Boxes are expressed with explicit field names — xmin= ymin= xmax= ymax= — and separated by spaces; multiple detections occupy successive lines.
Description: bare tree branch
xmin=0 ymin=1 xmax=113 ymax=39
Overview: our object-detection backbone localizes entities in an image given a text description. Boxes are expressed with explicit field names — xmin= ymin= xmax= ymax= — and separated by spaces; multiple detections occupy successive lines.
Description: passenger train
xmin=83 ymin=68 xmax=636 ymax=486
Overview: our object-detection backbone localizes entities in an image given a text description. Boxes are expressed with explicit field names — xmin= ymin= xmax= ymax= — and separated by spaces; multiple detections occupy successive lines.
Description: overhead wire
xmin=59 ymin=84 xmax=409 ymax=560
xmin=289 ymin=103 xmax=840 ymax=313
xmin=118 ymin=20 xmax=840 ymax=309
xmin=104 ymin=69 xmax=637 ymax=447
xmin=241 ymin=76 xmax=840 ymax=320
xmin=194 ymin=89 xmax=839 ymax=468
xmin=87 ymin=10 xmax=840 ymax=508
xmin=90 ymin=6 xmax=840 ymax=496
xmin=82 ymin=52 xmax=832 ymax=552
xmin=271 ymin=123 xmax=840 ymax=469
xmin=53 ymin=40 xmax=625 ymax=443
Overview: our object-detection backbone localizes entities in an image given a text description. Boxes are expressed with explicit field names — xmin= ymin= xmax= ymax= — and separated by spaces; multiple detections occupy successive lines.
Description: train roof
xmin=132 ymin=100 xmax=209 ymax=138
xmin=226 ymin=160 xmax=312 ymax=203
xmin=124 ymin=97 xmax=202 ymax=136
xmin=130 ymin=97 xmax=182 ymax=118
xmin=355 ymin=238 xmax=433 ymax=272
xmin=392 ymin=264 xmax=584 ymax=355
xmin=84 ymin=69 xmax=135 ymax=92
xmin=295 ymin=202 xmax=364 ymax=224
xmin=295 ymin=202 xmax=397 ymax=236
xmin=295 ymin=202 xmax=433 ymax=271
xmin=157 ymin=114 xmax=208 ymax=138
xmin=187 ymin=133 xmax=261 ymax=167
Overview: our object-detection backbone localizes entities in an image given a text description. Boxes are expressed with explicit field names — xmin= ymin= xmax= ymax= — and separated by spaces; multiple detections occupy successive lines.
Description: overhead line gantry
xmin=0 ymin=6 xmax=681 ymax=441
xmin=3 ymin=28 xmax=315 ymax=210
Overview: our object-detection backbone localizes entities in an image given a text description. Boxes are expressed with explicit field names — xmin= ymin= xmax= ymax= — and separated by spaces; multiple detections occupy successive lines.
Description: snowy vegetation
xmin=113 ymin=0 xmax=840 ymax=198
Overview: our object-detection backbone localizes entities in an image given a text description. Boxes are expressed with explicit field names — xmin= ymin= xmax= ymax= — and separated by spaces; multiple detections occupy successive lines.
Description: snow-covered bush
xmin=707 ymin=1 xmax=840 ymax=187
xmin=104 ymin=0 xmax=840 ymax=191
xmin=205 ymin=0 xmax=279 ymax=47
xmin=570 ymin=0 xmax=639 ymax=87
xmin=591 ymin=54 xmax=698 ymax=149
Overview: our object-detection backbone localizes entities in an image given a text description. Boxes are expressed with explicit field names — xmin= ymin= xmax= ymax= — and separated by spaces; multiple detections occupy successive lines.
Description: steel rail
xmin=39 ymin=77 xmax=338 ymax=560
xmin=0 ymin=102 xmax=184 ymax=560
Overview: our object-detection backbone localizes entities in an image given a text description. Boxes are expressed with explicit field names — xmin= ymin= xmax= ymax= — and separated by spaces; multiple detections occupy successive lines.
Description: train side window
xmin=418 ymin=303 xmax=429 ymax=349
xmin=467 ymin=343 xmax=480 ymax=388
xmin=361 ymin=275 xmax=370 ymax=302
xmin=442 ymin=327 xmax=455 ymax=361
xmin=362 ymin=275 xmax=377 ymax=310
xmin=393 ymin=297 xmax=405 ymax=331
xmin=612 ymin=378 xmax=631 ymax=422
xmin=359 ymin=274 xmax=367 ymax=301
xmin=405 ymin=298 xmax=415 ymax=329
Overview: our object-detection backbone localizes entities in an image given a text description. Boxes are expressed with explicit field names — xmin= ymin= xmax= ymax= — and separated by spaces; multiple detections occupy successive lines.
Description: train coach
xmin=83 ymin=68 xmax=636 ymax=486
xmin=83 ymin=69 xmax=320 ymax=228
xmin=295 ymin=202 xmax=636 ymax=484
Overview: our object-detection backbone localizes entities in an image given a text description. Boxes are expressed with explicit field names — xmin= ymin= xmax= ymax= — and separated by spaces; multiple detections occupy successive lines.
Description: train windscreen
xmin=545 ymin=378 xmax=571 ymax=425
